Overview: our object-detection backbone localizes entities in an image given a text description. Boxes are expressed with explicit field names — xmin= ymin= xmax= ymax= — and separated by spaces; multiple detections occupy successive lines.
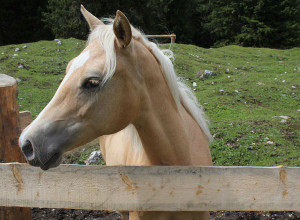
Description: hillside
xmin=0 ymin=39 xmax=299 ymax=166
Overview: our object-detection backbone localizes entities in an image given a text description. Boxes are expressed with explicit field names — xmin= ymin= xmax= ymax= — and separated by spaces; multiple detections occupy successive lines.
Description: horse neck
xmin=132 ymin=43 xmax=194 ymax=165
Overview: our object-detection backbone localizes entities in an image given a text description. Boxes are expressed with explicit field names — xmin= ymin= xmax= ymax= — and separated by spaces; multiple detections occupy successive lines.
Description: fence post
xmin=171 ymin=33 xmax=176 ymax=44
xmin=0 ymin=74 xmax=32 ymax=220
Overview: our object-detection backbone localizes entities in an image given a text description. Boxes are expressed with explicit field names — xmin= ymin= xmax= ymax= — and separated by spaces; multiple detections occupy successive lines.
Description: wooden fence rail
xmin=145 ymin=34 xmax=176 ymax=44
xmin=1 ymin=163 xmax=299 ymax=211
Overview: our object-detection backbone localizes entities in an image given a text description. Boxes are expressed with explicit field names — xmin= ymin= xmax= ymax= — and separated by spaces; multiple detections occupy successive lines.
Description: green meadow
xmin=0 ymin=39 xmax=299 ymax=166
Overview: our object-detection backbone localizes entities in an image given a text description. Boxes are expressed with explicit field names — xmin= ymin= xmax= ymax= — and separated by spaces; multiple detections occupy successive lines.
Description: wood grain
xmin=19 ymin=111 xmax=32 ymax=131
xmin=0 ymin=163 xmax=299 ymax=212
xmin=0 ymin=74 xmax=31 ymax=219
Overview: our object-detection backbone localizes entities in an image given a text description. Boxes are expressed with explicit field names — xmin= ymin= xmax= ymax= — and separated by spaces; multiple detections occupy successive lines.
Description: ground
xmin=32 ymin=209 xmax=300 ymax=219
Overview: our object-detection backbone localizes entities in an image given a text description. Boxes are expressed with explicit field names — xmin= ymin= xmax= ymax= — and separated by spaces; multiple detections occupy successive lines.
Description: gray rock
xmin=15 ymin=48 xmax=20 ymax=52
xmin=85 ymin=150 xmax=102 ymax=165
xmin=18 ymin=64 xmax=24 ymax=69
xmin=56 ymin=40 xmax=62 ymax=45
xmin=200 ymin=70 xmax=216 ymax=79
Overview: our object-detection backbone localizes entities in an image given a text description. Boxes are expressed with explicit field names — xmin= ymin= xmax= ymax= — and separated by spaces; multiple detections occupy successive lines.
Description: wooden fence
xmin=145 ymin=34 xmax=176 ymax=44
xmin=0 ymin=74 xmax=299 ymax=216
xmin=1 ymin=163 xmax=300 ymax=211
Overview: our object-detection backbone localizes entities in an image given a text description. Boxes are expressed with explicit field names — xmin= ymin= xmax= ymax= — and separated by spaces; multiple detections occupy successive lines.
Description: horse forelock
xmin=86 ymin=21 xmax=212 ymax=142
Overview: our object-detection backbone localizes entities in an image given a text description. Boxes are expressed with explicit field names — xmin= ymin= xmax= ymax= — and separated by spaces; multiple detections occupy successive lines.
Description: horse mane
xmin=87 ymin=21 xmax=212 ymax=148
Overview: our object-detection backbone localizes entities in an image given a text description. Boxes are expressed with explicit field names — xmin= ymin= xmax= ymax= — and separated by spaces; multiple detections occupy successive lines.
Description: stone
xmin=18 ymin=64 xmax=24 ymax=69
xmin=85 ymin=150 xmax=102 ymax=165
xmin=199 ymin=70 xmax=216 ymax=79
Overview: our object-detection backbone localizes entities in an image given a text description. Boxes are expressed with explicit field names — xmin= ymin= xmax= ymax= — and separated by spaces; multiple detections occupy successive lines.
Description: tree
xmin=198 ymin=0 xmax=300 ymax=48
xmin=0 ymin=0 xmax=52 ymax=45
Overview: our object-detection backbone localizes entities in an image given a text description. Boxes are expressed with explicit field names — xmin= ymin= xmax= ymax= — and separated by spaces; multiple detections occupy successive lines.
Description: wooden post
xmin=171 ymin=33 xmax=176 ymax=44
xmin=0 ymin=74 xmax=32 ymax=220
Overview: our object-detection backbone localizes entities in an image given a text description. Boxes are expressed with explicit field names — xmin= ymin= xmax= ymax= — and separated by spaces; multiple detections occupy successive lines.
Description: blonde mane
xmin=87 ymin=21 xmax=212 ymax=149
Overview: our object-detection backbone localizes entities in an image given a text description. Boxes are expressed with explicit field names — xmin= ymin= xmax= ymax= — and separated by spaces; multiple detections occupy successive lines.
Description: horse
xmin=19 ymin=5 xmax=213 ymax=220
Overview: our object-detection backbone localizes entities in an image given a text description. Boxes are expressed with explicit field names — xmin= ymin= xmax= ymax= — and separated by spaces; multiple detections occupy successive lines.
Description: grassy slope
xmin=0 ymin=39 xmax=299 ymax=166
xmin=165 ymin=44 xmax=299 ymax=166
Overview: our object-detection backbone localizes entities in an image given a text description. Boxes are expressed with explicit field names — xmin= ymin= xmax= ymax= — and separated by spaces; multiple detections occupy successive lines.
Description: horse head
xmin=19 ymin=7 xmax=143 ymax=170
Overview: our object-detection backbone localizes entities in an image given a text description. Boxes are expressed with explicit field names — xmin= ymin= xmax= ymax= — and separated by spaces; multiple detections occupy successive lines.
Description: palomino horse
xmin=19 ymin=6 xmax=213 ymax=220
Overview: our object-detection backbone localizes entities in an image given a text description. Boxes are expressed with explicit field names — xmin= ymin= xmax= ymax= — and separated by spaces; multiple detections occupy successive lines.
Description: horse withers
xmin=19 ymin=6 xmax=213 ymax=220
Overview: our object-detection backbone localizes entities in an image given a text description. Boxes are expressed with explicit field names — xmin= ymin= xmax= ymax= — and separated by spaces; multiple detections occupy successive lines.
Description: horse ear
xmin=81 ymin=5 xmax=104 ymax=31
xmin=113 ymin=10 xmax=132 ymax=48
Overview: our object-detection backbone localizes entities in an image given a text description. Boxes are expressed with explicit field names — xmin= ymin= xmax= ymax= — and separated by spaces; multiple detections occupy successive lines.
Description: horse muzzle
xmin=21 ymin=139 xmax=62 ymax=170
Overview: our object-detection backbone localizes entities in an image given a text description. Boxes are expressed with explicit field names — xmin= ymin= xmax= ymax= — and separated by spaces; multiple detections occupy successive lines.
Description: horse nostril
xmin=22 ymin=140 xmax=34 ymax=159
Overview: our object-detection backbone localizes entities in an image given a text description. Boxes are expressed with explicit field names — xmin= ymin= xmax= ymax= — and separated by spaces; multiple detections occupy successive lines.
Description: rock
xmin=18 ymin=64 xmax=24 ymax=69
xmin=273 ymin=116 xmax=290 ymax=123
xmin=16 ymin=78 xmax=22 ymax=82
xmin=257 ymin=82 xmax=265 ymax=85
xmin=274 ymin=116 xmax=290 ymax=120
xmin=56 ymin=40 xmax=62 ymax=45
xmin=54 ymin=39 xmax=60 ymax=41
xmin=199 ymin=70 xmax=216 ymax=79
xmin=22 ymin=45 xmax=27 ymax=49
xmin=192 ymin=82 xmax=197 ymax=87
xmin=85 ymin=150 xmax=102 ymax=165
xmin=1 ymin=52 xmax=4 ymax=55
xmin=12 ymin=54 xmax=19 ymax=57
xmin=15 ymin=48 xmax=20 ymax=52
xmin=291 ymin=85 xmax=297 ymax=89
xmin=267 ymin=141 xmax=274 ymax=145
xmin=235 ymin=90 xmax=239 ymax=93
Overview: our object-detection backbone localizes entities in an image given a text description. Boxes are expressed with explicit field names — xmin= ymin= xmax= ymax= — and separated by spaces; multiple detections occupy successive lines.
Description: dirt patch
xmin=210 ymin=211 xmax=300 ymax=219
xmin=32 ymin=209 xmax=300 ymax=219
xmin=32 ymin=208 xmax=121 ymax=220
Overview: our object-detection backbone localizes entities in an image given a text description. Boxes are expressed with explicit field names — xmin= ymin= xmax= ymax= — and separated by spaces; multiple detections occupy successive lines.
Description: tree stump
xmin=0 ymin=74 xmax=32 ymax=219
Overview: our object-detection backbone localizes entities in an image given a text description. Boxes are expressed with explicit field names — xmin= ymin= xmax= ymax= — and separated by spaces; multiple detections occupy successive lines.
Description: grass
xmin=0 ymin=39 xmax=299 ymax=166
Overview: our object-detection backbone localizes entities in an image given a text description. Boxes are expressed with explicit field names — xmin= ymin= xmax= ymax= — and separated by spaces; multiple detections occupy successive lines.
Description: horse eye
xmin=83 ymin=78 xmax=101 ymax=89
